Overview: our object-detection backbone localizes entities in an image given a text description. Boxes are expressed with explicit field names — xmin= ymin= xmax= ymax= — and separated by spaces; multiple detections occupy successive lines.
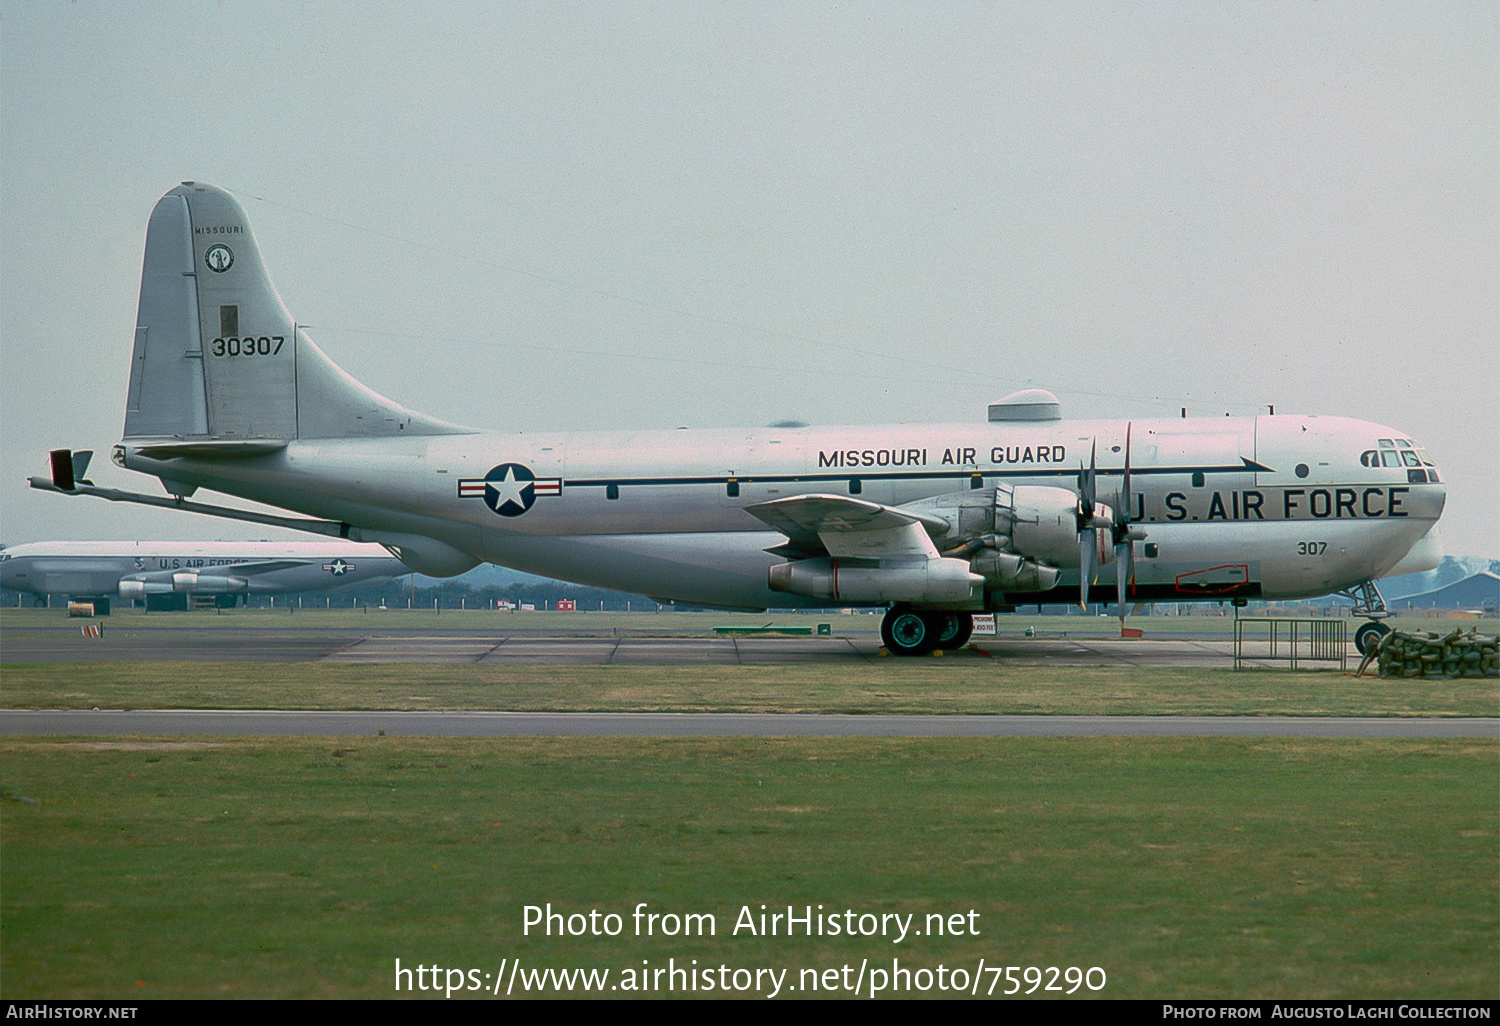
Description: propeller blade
xmin=1116 ymin=539 xmax=1134 ymax=628
xmin=1114 ymin=427 xmax=1135 ymax=631
xmin=1079 ymin=532 xmax=1093 ymax=610
xmin=1075 ymin=437 xmax=1108 ymax=610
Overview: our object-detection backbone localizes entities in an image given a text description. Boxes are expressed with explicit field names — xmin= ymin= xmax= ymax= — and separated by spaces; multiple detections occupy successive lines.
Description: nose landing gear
xmin=1339 ymin=580 xmax=1393 ymax=656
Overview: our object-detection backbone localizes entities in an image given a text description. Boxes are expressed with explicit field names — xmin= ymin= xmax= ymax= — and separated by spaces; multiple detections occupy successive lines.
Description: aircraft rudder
xmin=122 ymin=182 xmax=469 ymax=446
xmin=124 ymin=188 xmax=209 ymax=438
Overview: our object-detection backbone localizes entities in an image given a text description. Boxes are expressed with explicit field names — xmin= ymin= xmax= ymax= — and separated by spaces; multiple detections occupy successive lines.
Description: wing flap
xmin=744 ymin=494 xmax=945 ymax=559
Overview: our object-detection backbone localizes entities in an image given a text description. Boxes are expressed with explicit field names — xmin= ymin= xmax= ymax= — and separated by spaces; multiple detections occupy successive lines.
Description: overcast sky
xmin=3 ymin=2 xmax=1495 ymax=559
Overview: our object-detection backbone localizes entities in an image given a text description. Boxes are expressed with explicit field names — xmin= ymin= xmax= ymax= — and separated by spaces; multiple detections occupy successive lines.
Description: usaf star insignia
xmin=459 ymin=463 xmax=563 ymax=517
xmin=323 ymin=558 xmax=354 ymax=575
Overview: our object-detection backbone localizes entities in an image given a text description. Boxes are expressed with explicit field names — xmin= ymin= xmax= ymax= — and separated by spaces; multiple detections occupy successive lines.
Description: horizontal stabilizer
xmin=28 ymin=474 xmax=351 ymax=540
xmin=128 ymin=439 xmax=289 ymax=460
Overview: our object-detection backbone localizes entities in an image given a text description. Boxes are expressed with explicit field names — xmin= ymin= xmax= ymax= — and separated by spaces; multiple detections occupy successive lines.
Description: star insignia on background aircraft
xmin=458 ymin=463 xmax=563 ymax=517
xmin=322 ymin=558 xmax=353 ymax=575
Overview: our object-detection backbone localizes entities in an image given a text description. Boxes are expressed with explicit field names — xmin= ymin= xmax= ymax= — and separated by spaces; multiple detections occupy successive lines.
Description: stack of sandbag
xmin=1361 ymin=627 xmax=1499 ymax=679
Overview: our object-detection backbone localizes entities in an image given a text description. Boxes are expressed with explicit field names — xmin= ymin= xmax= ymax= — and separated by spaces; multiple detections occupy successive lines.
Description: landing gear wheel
xmin=1354 ymin=620 xmax=1391 ymax=656
xmin=881 ymin=606 xmax=937 ymax=656
xmin=931 ymin=612 xmax=974 ymax=650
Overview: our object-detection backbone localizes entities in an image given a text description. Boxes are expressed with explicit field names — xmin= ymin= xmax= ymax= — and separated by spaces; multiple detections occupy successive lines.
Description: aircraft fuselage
xmin=0 ymin=540 xmax=408 ymax=601
xmin=119 ymin=412 xmax=1444 ymax=611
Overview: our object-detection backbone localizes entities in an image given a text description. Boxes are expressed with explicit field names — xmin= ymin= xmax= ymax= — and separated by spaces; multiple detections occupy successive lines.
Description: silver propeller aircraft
xmin=31 ymin=183 xmax=1445 ymax=654
xmin=0 ymin=538 xmax=408 ymax=612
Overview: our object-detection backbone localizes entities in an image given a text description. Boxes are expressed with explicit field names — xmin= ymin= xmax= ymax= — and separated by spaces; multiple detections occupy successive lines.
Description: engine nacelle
xmin=897 ymin=484 xmax=1110 ymax=584
xmin=118 ymin=579 xmax=174 ymax=600
xmin=171 ymin=572 xmax=249 ymax=594
xmin=967 ymin=551 xmax=1063 ymax=592
xmin=768 ymin=557 xmax=982 ymax=605
xmin=1011 ymin=486 xmax=1113 ymax=568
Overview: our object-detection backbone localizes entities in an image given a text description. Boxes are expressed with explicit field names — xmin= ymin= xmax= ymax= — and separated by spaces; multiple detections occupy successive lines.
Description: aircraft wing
xmin=743 ymin=494 xmax=946 ymax=559
xmin=123 ymin=560 xmax=317 ymax=582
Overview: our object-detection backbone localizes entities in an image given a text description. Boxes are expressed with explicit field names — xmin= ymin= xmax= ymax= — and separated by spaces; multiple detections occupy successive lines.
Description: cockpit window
xmin=1362 ymin=442 xmax=1440 ymax=478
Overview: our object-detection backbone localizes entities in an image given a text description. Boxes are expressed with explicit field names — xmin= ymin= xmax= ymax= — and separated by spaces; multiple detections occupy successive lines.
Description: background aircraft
xmin=33 ymin=183 xmax=1444 ymax=651
xmin=0 ymin=539 xmax=408 ymax=613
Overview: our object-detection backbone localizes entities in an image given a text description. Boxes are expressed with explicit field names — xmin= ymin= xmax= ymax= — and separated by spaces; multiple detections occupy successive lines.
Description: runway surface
xmin=1 ymin=623 xmax=1336 ymax=669
xmin=2 ymin=709 xmax=1493 ymax=738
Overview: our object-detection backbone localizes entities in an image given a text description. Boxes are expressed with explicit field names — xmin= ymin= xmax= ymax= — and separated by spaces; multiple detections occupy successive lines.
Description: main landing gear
xmin=880 ymin=605 xmax=974 ymax=656
xmin=1338 ymin=580 xmax=1393 ymax=656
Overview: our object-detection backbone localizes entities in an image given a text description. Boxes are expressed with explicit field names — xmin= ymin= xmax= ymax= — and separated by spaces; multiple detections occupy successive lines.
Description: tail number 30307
xmin=211 ymin=336 xmax=284 ymax=357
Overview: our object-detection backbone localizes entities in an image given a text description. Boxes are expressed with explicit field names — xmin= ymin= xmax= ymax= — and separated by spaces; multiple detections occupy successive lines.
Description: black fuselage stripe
xmin=566 ymin=464 xmax=1264 ymax=488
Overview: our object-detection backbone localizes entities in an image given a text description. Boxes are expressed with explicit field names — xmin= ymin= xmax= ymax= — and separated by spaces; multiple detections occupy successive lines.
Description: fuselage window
xmin=606 ymin=483 xmax=619 ymax=501
xmin=848 ymin=478 xmax=862 ymax=495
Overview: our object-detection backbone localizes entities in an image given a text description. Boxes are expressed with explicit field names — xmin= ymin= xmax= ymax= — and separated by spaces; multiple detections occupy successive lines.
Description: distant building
xmin=1389 ymin=572 xmax=1500 ymax=615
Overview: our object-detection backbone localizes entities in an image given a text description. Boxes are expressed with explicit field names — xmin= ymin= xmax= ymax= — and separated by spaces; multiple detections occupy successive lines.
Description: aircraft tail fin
xmin=123 ymin=182 xmax=465 ymax=443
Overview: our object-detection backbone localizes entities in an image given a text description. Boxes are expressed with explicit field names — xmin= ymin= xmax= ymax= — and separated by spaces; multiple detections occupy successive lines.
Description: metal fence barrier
xmin=1233 ymin=617 xmax=1347 ymax=671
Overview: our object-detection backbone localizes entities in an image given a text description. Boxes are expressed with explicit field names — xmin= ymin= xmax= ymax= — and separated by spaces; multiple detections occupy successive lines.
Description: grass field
xmin=2 ymin=661 xmax=1497 ymax=718
xmin=2 ymin=608 xmax=1495 ymax=1000
xmin=2 ymin=735 xmax=1494 ymax=999
xmin=6 ymin=606 xmax=1495 ymax=637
